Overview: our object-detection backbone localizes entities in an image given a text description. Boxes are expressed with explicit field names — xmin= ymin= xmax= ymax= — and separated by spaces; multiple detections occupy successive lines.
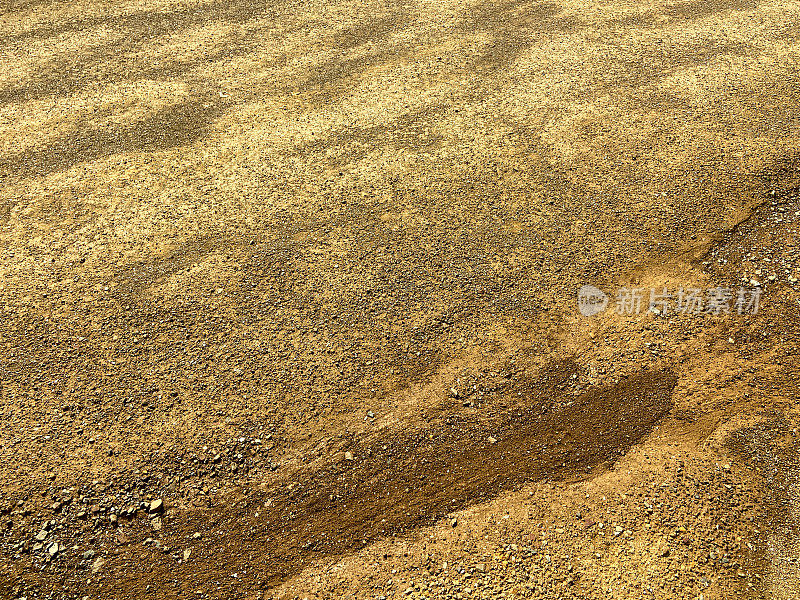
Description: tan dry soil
xmin=1 ymin=0 xmax=800 ymax=598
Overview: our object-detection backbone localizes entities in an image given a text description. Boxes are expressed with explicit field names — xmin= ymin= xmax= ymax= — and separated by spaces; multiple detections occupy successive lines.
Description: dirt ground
xmin=1 ymin=0 xmax=800 ymax=598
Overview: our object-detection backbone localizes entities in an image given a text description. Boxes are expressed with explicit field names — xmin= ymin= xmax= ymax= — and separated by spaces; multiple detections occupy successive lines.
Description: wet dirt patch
xmin=94 ymin=364 xmax=676 ymax=597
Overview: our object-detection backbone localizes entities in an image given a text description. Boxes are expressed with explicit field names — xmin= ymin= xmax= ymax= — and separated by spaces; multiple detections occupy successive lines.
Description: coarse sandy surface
xmin=1 ymin=0 xmax=800 ymax=598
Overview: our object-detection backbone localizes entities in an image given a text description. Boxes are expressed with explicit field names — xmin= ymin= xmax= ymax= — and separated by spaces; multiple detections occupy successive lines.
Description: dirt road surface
xmin=1 ymin=0 xmax=800 ymax=598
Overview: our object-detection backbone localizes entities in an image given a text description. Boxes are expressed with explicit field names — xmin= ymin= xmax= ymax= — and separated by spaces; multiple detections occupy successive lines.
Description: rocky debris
xmin=91 ymin=557 xmax=106 ymax=574
xmin=447 ymin=368 xmax=519 ymax=408
xmin=0 ymin=397 xmax=783 ymax=600
xmin=295 ymin=457 xmax=770 ymax=599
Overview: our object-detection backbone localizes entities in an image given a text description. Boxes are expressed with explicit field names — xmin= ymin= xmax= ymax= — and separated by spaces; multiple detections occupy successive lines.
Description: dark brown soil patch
xmin=96 ymin=366 xmax=676 ymax=597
